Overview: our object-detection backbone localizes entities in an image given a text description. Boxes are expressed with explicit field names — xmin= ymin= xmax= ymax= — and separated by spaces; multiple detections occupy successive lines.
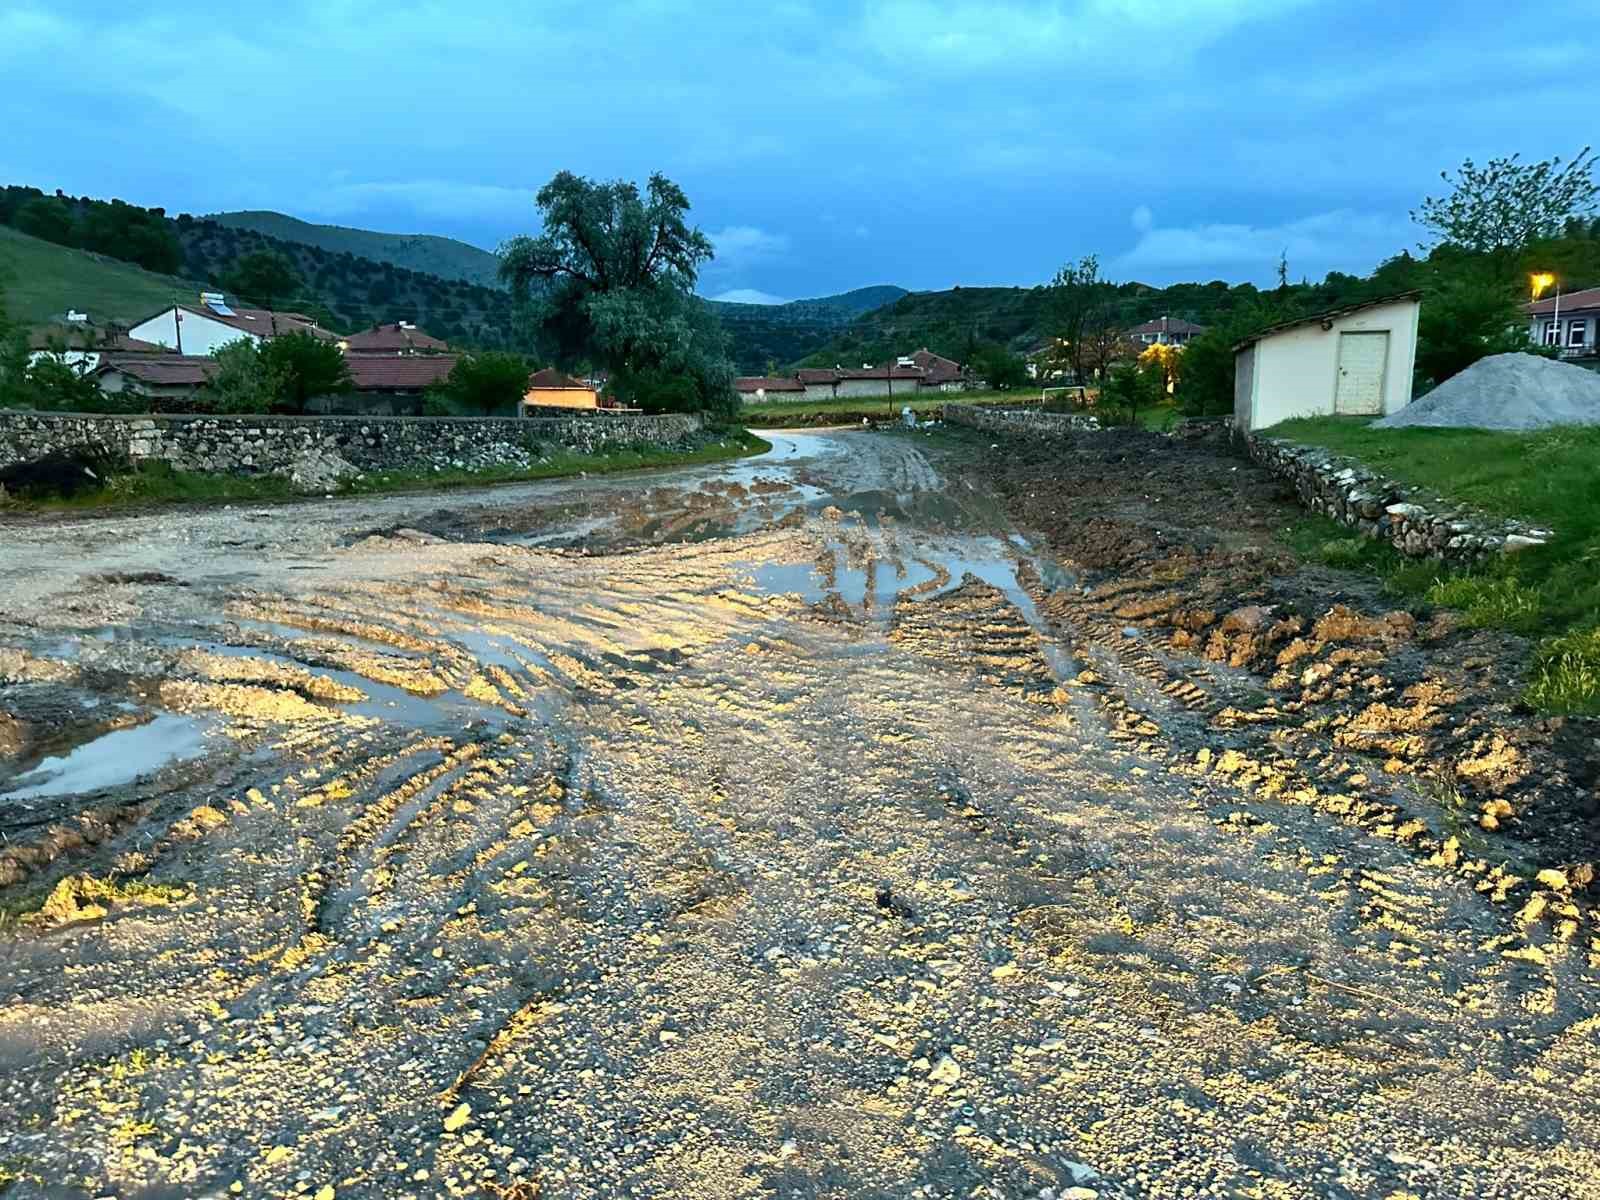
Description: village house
xmin=340 ymin=322 xmax=450 ymax=355
xmin=27 ymin=315 xmax=164 ymax=372
xmin=523 ymin=368 xmax=600 ymax=412
xmin=1129 ymin=316 xmax=1205 ymax=346
xmin=1526 ymin=287 xmax=1600 ymax=361
xmin=734 ymin=376 xmax=807 ymax=402
xmin=93 ymin=354 xmax=218 ymax=402
xmin=129 ymin=293 xmax=337 ymax=357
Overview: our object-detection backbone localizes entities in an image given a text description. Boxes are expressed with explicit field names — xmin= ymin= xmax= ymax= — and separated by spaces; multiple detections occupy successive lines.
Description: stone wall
xmin=0 ymin=410 xmax=704 ymax=479
xmin=1244 ymin=433 xmax=1550 ymax=563
xmin=943 ymin=404 xmax=1101 ymax=435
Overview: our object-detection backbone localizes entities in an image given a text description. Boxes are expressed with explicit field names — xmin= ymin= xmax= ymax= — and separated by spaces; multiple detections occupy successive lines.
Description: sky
xmin=4 ymin=1 xmax=1597 ymax=304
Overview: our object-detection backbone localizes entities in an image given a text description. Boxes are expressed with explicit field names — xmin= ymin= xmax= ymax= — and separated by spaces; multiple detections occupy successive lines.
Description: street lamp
xmin=1531 ymin=272 xmax=1560 ymax=349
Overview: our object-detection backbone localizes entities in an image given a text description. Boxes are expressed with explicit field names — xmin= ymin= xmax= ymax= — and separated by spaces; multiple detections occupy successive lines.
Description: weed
xmin=1524 ymin=626 xmax=1600 ymax=715
xmin=1424 ymin=574 xmax=1543 ymax=633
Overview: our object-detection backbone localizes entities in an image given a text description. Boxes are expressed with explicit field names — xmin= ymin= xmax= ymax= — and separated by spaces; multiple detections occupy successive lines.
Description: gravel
xmin=1376 ymin=352 xmax=1600 ymax=430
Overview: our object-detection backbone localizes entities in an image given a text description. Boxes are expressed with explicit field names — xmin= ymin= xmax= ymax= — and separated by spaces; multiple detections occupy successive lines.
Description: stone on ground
xmin=284 ymin=447 xmax=360 ymax=493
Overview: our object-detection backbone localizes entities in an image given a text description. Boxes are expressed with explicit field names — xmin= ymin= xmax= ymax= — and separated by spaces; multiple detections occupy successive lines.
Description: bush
xmin=202 ymin=340 xmax=284 ymax=415
xmin=427 ymin=352 xmax=529 ymax=417
xmin=1525 ymin=626 xmax=1600 ymax=714
xmin=1097 ymin=359 xmax=1164 ymax=426
xmin=258 ymin=332 xmax=352 ymax=414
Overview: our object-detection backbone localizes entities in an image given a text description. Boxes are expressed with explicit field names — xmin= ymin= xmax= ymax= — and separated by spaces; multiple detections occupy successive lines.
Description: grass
xmin=3 ymin=430 xmax=771 ymax=512
xmin=740 ymin=388 xmax=1033 ymax=425
xmin=0 ymin=225 xmax=209 ymax=326
xmin=1268 ymin=416 xmax=1600 ymax=714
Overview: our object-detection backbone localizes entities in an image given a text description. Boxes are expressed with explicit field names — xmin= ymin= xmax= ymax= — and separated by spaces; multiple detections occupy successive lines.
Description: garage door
xmin=1334 ymin=331 xmax=1388 ymax=415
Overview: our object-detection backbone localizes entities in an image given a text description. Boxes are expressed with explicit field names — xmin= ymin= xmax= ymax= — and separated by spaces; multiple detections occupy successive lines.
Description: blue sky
xmin=4 ymin=1 xmax=1596 ymax=303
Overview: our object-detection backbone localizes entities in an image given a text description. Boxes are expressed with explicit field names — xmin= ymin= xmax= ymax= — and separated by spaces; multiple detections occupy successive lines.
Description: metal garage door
xmin=1334 ymin=331 xmax=1388 ymax=415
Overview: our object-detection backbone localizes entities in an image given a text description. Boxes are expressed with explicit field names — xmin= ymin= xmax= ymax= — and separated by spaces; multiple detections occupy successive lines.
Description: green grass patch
xmin=741 ymin=388 xmax=1031 ymax=425
xmin=0 ymin=224 xmax=209 ymax=326
xmin=1268 ymin=417 xmax=1600 ymax=714
xmin=3 ymin=430 xmax=770 ymax=512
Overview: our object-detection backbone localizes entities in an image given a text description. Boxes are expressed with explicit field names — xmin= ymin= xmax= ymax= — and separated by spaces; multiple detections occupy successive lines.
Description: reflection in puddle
xmin=0 ymin=714 xmax=211 ymax=801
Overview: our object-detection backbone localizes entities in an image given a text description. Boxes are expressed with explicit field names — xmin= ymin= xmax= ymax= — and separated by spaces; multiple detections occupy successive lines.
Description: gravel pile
xmin=1377 ymin=352 xmax=1600 ymax=430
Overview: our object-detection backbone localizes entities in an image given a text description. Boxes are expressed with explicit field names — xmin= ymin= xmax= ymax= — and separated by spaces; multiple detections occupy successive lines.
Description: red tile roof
xmin=734 ymin=375 xmax=806 ymax=393
xmin=838 ymin=365 xmax=926 ymax=380
xmin=527 ymin=368 xmax=590 ymax=389
xmin=172 ymin=303 xmax=336 ymax=341
xmin=96 ymin=354 xmax=218 ymax=386
xmin=795 ymin=368 xmax=840 ymax=384
xmin=345 ymin=353 xmax=458 ymax=391
xmin=342 ymin=323 xmax=450 ymax=353
xmin=28 ymin=325 xmax=165 ymax=353
xmin=1527 ymin=286 xmax=1600 ymax=315
xmin=910 ymin=348 xmax=962 ymax=382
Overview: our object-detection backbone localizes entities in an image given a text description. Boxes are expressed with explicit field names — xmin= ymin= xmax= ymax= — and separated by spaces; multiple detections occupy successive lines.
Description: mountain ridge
xmin=205 ymin=210 xmax=505 ymax=288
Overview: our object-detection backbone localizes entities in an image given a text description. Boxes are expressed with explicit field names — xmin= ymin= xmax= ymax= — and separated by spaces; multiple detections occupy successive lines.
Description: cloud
xmin=709 ymin=225 xmax=790 ymax=265
xmin=1131 ymin=205 xmax=1153 ymax=233
xmin=710 ymin=288 xmax=789 ymax=305
xmin=1113 ymin=209 xmax=1418 ymax=285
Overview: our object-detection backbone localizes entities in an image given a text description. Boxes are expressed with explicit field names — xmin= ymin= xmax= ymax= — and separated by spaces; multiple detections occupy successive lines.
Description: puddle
xmin=0 ymin=714 xmax=211 ymax=801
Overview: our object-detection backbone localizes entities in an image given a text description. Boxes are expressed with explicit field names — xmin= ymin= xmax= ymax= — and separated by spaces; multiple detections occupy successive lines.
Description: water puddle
xmin=0 ymin=713 xmax=211 ymax=801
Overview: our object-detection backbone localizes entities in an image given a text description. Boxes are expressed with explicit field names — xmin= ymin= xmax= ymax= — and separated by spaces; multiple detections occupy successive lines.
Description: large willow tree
xmin=499 ymin=172 xmax=734 ymax=416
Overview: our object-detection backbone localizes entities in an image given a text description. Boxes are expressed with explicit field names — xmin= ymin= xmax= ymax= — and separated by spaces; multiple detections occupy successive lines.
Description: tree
xmin=203 ymin=340 xmax=286 ymax=415
xmin=0 ymin=281 xmax=31 ymax=409
xmin=970 ymin=344 xmax=1028 ymax=390
xmin=1097 ymin=358 xmax=1164 ymax=427
xmin=258 ymin=332 xmax=351 ymax=413
xmin=223 ymin=251 xmax=303 ymax=310
xmin=14 ymin=197 xmax=76 ymax=246
xmin=1176 ymin=304 xmax=1293 ymax=417
xmin=1413 ymin=275 xmax=1544 ymax=388
xmin=427 ymin=352 xmax=530 ymax=416
xmin=499 ymin=170 xmax=734 ymax=417
xmin=1045 ymin=255 xmax=1117 ymax=384
xmin=1138 ymin=342 xmax=1182 ymax=397
xmin=1414 ymin=148 xmax=1600 ymax=264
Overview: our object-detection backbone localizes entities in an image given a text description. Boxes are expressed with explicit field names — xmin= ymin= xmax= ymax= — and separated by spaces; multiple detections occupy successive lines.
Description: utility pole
xmin=172 ymin=294 xmax=183 ymax=355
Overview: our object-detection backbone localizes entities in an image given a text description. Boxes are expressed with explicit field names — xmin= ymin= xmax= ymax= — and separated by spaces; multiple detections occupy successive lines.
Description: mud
xmin=0 ymin=429 xmax=1597 ymax=1199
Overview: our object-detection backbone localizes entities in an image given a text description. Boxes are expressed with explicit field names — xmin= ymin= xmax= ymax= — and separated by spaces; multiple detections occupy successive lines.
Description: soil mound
xmin=1377 ymin=352 xmax=1600 ymax=430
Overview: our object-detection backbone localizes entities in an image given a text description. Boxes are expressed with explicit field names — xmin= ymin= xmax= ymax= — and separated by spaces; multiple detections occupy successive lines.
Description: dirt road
xmin=1 ymin=428 xmax=1597 ymax=1199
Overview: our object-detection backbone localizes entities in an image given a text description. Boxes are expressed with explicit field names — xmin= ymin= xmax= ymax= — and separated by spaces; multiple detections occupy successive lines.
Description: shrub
xmin=1524 ymin=626 xmax=1600 ymax=714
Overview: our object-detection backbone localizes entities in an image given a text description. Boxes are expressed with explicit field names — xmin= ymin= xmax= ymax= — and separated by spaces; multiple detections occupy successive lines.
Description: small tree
xmin=1097 ymin=359 xmax=1164 ymax=427
xmin=0 ymin=279 xmax=26 ymax=409
xmin=427 ymin=352 xmax=530 ymax=416
xmin=970 ymin=344 xmax=1028 ymax=390
xmin=1414 ymin=148 xmax=1600 ymax=264
xmin=204 ymin=340 xmax=286 ymax=414
xmin=1045 ymin=255 xmax=1116 ymax=384
xmin=223 ymin=250 xmax=303 ymax=310
xmin=258 ymin=332 xmax=351 ymax=414
xmin=1138 ymin=342 xmax=1182 ymax=398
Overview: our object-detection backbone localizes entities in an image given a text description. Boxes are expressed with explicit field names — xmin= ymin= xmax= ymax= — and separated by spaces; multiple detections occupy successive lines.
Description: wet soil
xmin=0 ymin=428 xmax=1597 ymax=1199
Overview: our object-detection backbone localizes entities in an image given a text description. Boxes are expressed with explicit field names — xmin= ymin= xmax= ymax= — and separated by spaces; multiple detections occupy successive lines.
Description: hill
xmin=709 ymin=285 xmax=908 ymax=370
xmin=206 ymin=210 xmax=504 ymax=288
xmin=0 ymin=225 xmax=209 ymax=326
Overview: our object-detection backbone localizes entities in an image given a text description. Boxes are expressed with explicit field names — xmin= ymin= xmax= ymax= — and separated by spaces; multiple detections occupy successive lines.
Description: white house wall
xmin=835 ymin=377 xmax=915 ymax=399
xmin=130 ymin=309 xmax=258 ymax=357
xmin=1247 ymin=298 xmax=1419 ymax=429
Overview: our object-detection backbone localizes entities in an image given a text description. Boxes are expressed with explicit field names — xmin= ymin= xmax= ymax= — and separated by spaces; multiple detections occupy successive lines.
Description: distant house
xmin=795 ymin=368 xmax=841 ymax=398
xmin=129 ymin=293 xmax=337 ymax=357
xmin=332 ymin=354 xmax=459 ymax=414
xmin=93 ymin=354 xmax=217 ymax=402
xmin=834 ymin=364 xmax=928 ymax=398
xmin=1129 ymin=316 xmax=1205 ymax=346
xmin=523 ymin=368 xmax=599 ymax=412
xmin=1526 ymin=287 xmax=1600 ymax=360
xmin=908 ymin=347 xmax=965 ymax=389
xmin=27 ymin=320 xmax=164 ymax=372
xmin=734 ymin=376 xmax=807 ymax=403
xmin=1233 ymin=292 xmax=1420 ymax=431
xmin=340 ymin=322 xmax=450 ymax=355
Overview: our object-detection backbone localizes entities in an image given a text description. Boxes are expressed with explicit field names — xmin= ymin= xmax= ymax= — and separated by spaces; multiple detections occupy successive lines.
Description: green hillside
xmin=0 ymin=225 xmax=211 ymax=326
xmin=708 ymin=285 xmax=909 ymax=370
xmin=207 ymin=210 xmax=504 ymax=288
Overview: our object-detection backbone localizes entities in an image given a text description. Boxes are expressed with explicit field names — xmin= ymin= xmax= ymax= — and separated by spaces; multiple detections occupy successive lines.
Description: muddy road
xmin=1 ymin=428 xmax=1597 ymax=1199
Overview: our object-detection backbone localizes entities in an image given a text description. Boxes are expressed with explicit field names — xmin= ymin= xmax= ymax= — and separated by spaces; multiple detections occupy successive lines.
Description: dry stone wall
xmin=1244 ymin=433 xmax=1551 ymax=563
xmin=0 ymin=410 xmax=704 ymax=479
xmin=942 ymin=404 xmax=1101 ymax=435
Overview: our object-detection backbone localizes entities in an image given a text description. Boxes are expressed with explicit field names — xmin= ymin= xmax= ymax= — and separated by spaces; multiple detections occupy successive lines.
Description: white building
xmin=129 ymin=293 xmax=335 ymax=357
xmin=1526 ymin=286 xmax=1600 ymax=360
xmin=1233 ymin=292 xmax=1421 ymax=431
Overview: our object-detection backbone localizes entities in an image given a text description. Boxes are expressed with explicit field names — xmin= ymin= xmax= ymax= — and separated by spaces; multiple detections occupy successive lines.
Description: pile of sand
xmin=1377 ymin=352 xmax=1600 ymax=430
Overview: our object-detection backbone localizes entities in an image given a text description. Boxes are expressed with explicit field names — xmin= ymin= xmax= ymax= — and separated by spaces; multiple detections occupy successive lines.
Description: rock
xmin=443 ymin=1102 xmax=473 ymax=1132
xmin=929 ymin=1054 xmax=962 ymax=1085
xmin=1536 ymin=868 xmax=1570 ymax=891
xmin=1062 ymin=1189 xmax=1098 ymax=1200
xmin=1503 ymin=533 xmax=1547 ymax=553
xmin=284 ymin=447 xmax=359 ymax=494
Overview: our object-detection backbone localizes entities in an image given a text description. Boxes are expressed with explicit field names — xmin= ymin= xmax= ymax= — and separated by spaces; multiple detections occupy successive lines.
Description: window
xmin=1543 ymin=321 xmax=1559 ymax=345
xmin=1569 ymin=320 xmax=1589 ymax=348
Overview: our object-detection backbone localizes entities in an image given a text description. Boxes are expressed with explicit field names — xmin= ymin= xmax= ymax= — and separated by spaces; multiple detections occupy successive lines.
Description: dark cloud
xmin=2 ymin=1 xmax=1594 ymax=297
